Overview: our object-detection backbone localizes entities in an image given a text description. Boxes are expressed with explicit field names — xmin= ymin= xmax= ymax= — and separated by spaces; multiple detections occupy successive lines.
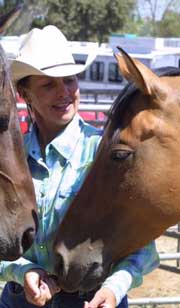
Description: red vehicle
xmin=18 ymin=108 xmax=30 ymax=134
xmin=78 ymin=110 xmax=106 ymax=128
xmin=16 ymin=93 xmax=30 ymax=134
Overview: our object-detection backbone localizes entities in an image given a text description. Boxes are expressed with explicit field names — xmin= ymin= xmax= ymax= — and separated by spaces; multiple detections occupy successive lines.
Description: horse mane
xmin=106 ymin=66 xmax=180 ymax=129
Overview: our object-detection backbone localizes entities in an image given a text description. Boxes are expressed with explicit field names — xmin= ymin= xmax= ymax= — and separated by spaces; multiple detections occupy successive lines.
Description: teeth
xmin=52 ymin=103 xmax=71 ymax=111
xmin=54 ymin=104 xmax=69 ymax=108
xmin=54 ymin=102 xmax=71 ymax=108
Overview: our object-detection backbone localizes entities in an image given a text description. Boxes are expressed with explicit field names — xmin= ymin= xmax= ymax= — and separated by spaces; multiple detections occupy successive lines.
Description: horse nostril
xmin=21 ymin=227 xmax=36 ymax=252
xmin=32 ymin=209 xmax=39 ymax=232
xmin=92 ymin=262 xmax=100 ymax=270
xmin=55 ymin=253 xmax=66 ymax=278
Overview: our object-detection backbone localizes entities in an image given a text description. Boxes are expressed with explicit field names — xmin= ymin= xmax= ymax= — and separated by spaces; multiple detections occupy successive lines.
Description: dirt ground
xmin=128 ymin=233 xmax=180 ymax=308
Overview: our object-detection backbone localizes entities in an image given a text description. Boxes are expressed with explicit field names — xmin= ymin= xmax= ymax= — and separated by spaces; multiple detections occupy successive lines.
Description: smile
xmin=52 ymin=102 xmax=72 ymax=112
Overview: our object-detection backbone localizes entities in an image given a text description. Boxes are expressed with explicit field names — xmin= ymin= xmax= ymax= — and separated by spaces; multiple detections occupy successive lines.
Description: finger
xmin=100 ymin=304 xmax=111 ymax=308
xmin=26 ymin=293 xmax=45 ymax=307
xmin=39 ymin=280 xmax=51 ymax=301
xmin=84 ymin=301 xmax=90 ymax=308
xmin=27 ymin=282 xmax=49 ymax=306
xmin=87 ymin=294 xmax=105 ymax=308
xmin=24 ymin=272 xmax=41 ymax=298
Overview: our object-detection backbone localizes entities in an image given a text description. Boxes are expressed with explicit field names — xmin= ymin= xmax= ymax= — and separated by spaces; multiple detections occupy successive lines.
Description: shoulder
xmin=79 ymin=116 xmax=102 ymax=138
xmin=80 ymin=119 xmax=102 ymax=151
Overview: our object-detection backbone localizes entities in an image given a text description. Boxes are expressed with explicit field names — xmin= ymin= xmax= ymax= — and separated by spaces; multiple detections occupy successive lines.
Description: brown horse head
xmin=0 ymin=44 xmax=38 ymax=261
xmin=53 ymin=47 xmax=180 ymax=292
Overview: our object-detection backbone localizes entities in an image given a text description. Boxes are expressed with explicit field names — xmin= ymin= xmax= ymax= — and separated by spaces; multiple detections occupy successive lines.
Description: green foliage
xmin=0 ymin=0 xmax=18 ymax=14
xmin=156 ymin=10 xmax=180 ymax=37
xmin=0 ymin=0 xmax=141 ymax=41
xmin=123 ymin=0 xmax=180 ymax=37
xmin=129 ymin=9 xmax=180 ymax=37
xmin=122 ymin=18 xmax=146 ymax=36
xmin=32 ymin=0 xmax=136 ymax=42
xmin=3 ymin=0 xmax=180 ymax=40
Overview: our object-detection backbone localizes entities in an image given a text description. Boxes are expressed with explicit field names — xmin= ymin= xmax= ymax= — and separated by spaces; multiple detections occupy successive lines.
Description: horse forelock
xmin=105 ymin=66 xmax=180 ymax=129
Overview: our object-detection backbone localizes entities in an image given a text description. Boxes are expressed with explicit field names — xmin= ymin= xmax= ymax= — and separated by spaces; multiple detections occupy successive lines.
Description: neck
xmin=36 ymin=123 xmax=64 ymax=159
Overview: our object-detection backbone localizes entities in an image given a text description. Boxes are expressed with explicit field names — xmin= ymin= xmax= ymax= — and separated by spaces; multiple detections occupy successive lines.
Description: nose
xmin=0 ymin=225 xmax=37 ymax=261
xmin=54 ymin=240 xmax=106 ymax=291
xmin=57 ymin=79 xmax=69 ymax=97
xmin=54 ymin=249 xmax=105 ymax=292
xmin=54 ymin=250 xmax=82 ymax=292
xmin=54 ymin=245 xmax=69 ymax=279
xmin=21 ymin=226 xmax=36 ymax=252
xmin=21 ymin=210 xmax=38 ymax=253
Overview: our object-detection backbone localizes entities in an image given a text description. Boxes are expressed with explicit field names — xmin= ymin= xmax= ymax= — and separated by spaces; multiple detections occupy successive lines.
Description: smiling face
xmin=22 ymin=75 xmax=80 ymax=137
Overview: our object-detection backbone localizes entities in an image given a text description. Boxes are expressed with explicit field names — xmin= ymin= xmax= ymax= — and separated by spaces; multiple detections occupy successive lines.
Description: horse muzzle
xmin=53 ymin=239 xmax=110 ymax=292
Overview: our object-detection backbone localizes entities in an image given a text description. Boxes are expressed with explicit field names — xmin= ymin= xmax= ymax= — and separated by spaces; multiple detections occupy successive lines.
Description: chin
xmin=57 ymin=114 xmax=75 ymax=127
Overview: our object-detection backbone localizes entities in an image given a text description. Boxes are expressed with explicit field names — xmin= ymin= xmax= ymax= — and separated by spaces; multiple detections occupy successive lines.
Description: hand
xmin=84 ymin=287 xmax=116 ymax=308
xmin=24 ymin=268 xmax=61 ymax=306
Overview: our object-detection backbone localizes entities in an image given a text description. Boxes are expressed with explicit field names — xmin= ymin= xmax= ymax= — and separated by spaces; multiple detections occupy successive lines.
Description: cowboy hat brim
xmin=11 ymin=48 xmax=98 ymax=83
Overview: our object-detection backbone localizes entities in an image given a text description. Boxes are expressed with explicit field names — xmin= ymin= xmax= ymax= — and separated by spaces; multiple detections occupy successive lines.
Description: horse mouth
xmin=56 ymin=262 xmax=106 ymax=293
xmin=0 ymin=238 xmax=23 ymax=261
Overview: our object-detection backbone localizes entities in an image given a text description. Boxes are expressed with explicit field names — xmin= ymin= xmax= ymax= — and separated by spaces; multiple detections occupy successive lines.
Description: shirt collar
xmin=25 ymin=113 xmax=84 ymax=162
xmin=51 ymin=113 xmax=83 ymax=160
xmin=24 ymin=124 xmax=41 ymax=160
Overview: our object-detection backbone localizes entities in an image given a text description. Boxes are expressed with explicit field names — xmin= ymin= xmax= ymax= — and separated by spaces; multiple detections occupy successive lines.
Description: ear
xmin=17 ymin=85 xmax=31 ymax=103
xmin=115 ymin=46 xmax=169 ymax=99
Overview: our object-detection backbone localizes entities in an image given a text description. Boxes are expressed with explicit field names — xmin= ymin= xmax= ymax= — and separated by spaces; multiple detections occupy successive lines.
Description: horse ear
xmin=115 ymin=46 xmax=167 ymax=97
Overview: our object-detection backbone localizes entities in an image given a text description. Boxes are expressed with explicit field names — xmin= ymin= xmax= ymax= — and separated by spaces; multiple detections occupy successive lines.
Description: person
xmin=0 ymin=25 xmax=159 ymax=308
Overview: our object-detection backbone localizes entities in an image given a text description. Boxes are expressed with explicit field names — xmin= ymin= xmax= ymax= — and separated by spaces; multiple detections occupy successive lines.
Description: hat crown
xmin=11 ymin=25 xmax=98 ymax=83
xmin=17 ymin=25 xmax=75 ymax=69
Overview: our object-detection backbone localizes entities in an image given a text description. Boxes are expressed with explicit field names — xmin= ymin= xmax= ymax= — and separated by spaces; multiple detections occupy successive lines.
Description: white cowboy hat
xmin=11 ymin=25 xmax=97 ymax=83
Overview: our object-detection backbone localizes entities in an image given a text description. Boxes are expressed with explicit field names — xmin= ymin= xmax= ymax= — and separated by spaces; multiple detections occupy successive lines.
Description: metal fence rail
xmin=79 ymin=103 xmax=111 ymax=112
xmin=159 ymin=252 xmax=180 ymax=260
xmin=128 ymin=297 xmax=180 ymax=305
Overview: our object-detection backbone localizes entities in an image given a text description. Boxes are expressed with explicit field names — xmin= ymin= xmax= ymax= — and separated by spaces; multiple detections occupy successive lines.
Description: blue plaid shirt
xmin=0 ymin=113 xmax=159 ymax=304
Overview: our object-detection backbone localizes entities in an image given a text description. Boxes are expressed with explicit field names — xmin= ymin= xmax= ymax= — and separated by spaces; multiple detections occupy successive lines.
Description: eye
xmin=42 ymin=81 xmax=54 ymax=88
xmin=110 ymin=149 xmax=134 ymax=161
xmin=63 ymin=76 xmax=76 ymax=84
xmin=0 ymin=115 xmax=9 ymax=132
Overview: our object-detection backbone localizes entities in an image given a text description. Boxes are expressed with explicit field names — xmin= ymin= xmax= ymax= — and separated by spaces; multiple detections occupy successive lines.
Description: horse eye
xmin=0 ymin=115 xmax=9 ymax=132
xmin=110 ymin=150 xmax=133 ymax=161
